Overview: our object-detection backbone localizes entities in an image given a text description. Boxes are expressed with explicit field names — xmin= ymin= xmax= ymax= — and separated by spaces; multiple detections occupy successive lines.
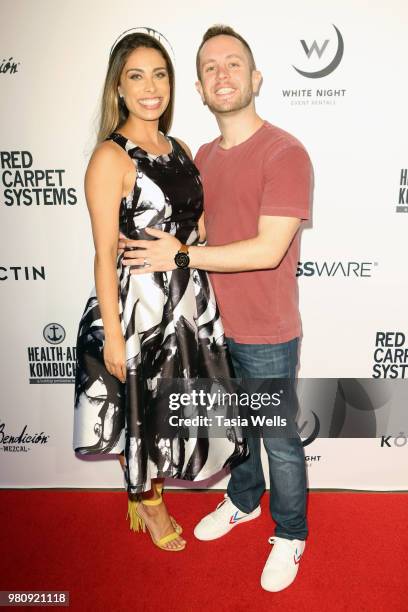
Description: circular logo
xmin=293 ymin=24 xmax=344 ymax=79
xmin=43 ymin=323 xmax=66 ymax=345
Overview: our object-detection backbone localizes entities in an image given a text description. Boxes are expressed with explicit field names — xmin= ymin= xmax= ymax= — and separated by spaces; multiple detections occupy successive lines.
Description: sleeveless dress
xmin=73 ymin=132 xmax=247 ymax=494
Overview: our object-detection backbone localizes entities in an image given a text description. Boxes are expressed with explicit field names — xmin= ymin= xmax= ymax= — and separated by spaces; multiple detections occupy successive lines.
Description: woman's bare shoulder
xmin=87 ymin=139 xmax=132 ymax=176
xmin=173 ymin=137 xmax=193 ymax=160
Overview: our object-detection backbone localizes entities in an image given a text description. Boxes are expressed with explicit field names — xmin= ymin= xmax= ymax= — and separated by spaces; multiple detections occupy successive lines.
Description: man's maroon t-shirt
xmin=194 ymin=121 xmax=313 ymax=344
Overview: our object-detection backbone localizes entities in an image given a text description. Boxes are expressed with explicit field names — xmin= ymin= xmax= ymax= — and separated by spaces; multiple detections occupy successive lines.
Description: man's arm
xmin=189 ymin=215 xmax=300 ymax=272
xmin=121 ymin=215 xmax=300 ymax=273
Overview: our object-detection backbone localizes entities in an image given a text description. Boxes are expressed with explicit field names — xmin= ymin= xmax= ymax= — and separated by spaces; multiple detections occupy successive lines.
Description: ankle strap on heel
xmin=141 ymin=495 xmax=163 ymax=506
xmin=140 ymin=482 xmax=164 ymax=505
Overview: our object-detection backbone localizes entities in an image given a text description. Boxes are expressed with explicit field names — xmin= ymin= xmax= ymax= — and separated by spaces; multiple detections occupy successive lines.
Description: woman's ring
xmin=143 ymin=258 xmax=150 ymax=267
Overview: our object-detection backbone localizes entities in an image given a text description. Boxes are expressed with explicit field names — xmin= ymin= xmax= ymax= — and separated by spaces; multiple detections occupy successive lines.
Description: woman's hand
xmin=103 ymin=333 xmax=126 ymax=383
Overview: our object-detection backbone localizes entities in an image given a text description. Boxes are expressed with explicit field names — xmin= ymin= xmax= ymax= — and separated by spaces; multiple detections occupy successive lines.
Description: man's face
xmin=196 ymin=35 xmax=260 ymax=115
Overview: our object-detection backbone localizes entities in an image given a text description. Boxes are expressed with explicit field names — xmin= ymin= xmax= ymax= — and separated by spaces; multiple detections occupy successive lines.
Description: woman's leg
xmin=119 ymin=456 xmax=185 ymax=550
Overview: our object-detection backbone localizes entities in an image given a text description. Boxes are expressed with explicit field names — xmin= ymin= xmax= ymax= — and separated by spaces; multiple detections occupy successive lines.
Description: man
xmin=120 ymin=25 xmax=313 ymax=592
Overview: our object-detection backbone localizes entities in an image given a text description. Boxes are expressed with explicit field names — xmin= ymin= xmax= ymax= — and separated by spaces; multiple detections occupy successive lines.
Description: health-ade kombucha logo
xmin=397 ymin=169 xmax=408 ymax=213
xmin=0 ymin=150 xmax=77 ymax=207
xmin=27 ymin=323 xmax=76 ymax=384
xmin=282 ymin=24 xmax=347 ymax=107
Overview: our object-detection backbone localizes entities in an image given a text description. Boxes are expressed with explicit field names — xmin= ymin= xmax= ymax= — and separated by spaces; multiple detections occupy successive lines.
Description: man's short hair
xmin=196 ymin=25 xmax=256 ymax=79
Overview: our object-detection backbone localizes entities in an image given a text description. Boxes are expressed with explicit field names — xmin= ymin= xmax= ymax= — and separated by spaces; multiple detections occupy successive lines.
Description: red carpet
xmin=0 ymin=491 xmax=407 ymax=611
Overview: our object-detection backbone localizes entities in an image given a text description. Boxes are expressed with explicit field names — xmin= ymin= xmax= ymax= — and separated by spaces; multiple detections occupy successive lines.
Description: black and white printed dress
xmin=73 ymin=133 xmax=246 ymax=494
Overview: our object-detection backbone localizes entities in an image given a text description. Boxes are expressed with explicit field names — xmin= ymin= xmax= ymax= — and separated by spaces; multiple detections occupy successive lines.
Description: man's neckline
xmin=216 ymin=120 xmax=267 ymax=152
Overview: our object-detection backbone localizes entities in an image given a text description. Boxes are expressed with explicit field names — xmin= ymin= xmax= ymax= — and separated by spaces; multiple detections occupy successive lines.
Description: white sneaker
xmin=194 ymin=494 xmax=261 ymax=541
xmin=260 ymin=536 xmax=305 ymax=592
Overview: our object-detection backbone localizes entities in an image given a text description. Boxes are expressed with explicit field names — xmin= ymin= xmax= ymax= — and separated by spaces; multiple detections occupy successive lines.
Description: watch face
xmin=174 ymin=252 xmax=190 ymax=269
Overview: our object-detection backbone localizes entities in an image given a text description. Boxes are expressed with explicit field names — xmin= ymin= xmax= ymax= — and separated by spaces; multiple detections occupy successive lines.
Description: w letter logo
xmin=301 ymin=39 xmax=329 ymax=59
xmin=293 ymin=24 xmax=344 ymax=79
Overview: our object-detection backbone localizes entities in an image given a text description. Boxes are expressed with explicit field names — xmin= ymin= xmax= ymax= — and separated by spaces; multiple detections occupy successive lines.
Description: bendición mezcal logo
xmin=27 ymin=323 xmax=76 ymax=384
xmin=0 ymin=421 xmax=50 ymax=453
xmin=0 ymin=56 xmax=20 ymax=75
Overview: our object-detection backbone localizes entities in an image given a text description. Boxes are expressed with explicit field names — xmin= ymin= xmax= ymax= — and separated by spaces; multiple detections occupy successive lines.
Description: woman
xmin=73 ymin=31 xmax=246 ymax=552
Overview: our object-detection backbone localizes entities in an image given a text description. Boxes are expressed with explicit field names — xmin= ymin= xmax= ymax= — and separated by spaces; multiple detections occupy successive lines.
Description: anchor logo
xmin=43 ymin=323 xmax=66 ymax=345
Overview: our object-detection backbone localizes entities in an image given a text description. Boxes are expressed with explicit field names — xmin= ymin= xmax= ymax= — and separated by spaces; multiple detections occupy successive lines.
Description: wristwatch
xmin=174 ymin=244 xmax=190 ymax=269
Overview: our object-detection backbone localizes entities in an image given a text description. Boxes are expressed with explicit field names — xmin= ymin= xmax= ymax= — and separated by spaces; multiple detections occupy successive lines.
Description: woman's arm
xmin=85 ymin=142 xmax=130 ymax=382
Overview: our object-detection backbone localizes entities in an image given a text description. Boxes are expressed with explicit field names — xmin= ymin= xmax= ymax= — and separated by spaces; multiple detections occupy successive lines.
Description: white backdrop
xmin=1 ymin=0 xmax=408 ymax=490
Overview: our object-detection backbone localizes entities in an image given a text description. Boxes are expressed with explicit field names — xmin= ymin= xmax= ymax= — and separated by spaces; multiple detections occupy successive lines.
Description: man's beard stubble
xmin=203 ymin=84 xmax=253 ymax=115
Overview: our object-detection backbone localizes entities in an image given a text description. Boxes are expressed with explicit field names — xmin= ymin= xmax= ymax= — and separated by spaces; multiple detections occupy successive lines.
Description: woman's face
xmin=118 ymin=46 xmax=170 ymax=123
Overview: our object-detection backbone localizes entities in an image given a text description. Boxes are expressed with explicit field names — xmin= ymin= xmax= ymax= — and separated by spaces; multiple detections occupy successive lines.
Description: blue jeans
xmin=226 ymin=337 xmax=308 ymax=541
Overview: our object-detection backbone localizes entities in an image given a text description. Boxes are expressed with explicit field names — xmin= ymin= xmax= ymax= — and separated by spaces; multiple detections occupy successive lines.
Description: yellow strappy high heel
xmin=126 ymin=484 xmax=185 ymax=551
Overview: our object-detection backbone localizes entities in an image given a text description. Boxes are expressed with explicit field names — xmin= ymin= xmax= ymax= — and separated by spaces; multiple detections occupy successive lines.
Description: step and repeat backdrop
xmin=1 ymin=0 xmax=407 ymax=490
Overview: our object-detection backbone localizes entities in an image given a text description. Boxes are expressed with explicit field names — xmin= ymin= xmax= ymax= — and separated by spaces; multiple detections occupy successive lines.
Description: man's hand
xmin=119 ymin=227 xmax=181 ymax=274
